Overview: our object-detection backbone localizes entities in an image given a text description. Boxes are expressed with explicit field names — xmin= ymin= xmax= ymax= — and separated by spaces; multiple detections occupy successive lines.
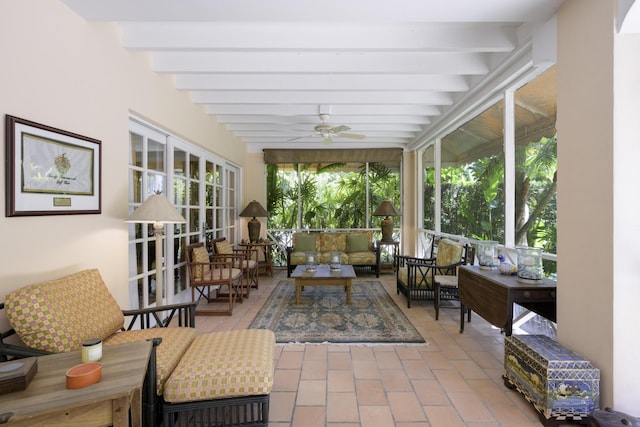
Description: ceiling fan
xmin=291 ymin=114 xmax=365 ymax=144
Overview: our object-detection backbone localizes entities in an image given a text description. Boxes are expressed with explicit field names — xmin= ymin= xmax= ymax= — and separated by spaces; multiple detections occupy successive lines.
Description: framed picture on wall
xmin=5 ymin=115 xmax=102 ymax=216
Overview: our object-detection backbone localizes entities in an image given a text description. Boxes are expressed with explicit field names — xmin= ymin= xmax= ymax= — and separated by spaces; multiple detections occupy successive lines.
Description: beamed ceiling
xmin=60 ymin=0 xmax=564 ymax=155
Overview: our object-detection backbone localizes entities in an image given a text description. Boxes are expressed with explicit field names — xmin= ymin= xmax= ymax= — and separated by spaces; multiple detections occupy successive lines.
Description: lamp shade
xmin=125 ymin=194 xmax=186 ymax=224
xmin=373 ymin=200 xmax=401 ymax=217
xmin=239 ymin=200 xmax=268 ymax=218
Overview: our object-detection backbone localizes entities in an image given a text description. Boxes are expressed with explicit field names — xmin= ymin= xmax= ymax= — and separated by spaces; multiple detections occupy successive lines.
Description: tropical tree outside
xmin=266 ymin=161 xmax=401 ymax=265
xmin=423 ymin=135 xmax=557 ymax=274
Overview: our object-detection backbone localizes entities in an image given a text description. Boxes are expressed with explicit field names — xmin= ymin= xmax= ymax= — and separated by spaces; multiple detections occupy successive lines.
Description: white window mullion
xmin=504 ymin=89 xmax=516 ymax=248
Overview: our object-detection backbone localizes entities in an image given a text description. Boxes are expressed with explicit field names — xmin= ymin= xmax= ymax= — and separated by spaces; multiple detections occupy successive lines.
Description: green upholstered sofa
xmin=286 ymin=231 xmax=380 ymax=277
xmin=0 ymin=269 xmax=274 ymax=427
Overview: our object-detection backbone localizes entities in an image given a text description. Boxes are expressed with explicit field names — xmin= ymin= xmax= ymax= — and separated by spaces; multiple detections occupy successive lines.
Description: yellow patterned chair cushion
xmin=104 ymin=327 xmax=196 ymax=395
xmin=191 ymin=246 xmax=211 ymax=279
xmin=215 ymin=240 xmax=234 ymax=254
xmin=398 ymin=266 xmax=431 ymax=289
xmin=163 ymin=329 xmax=275 ymax=403
xmin=3 ymin=269 xmax=124 ymax=353
xmin=436 ymin=238 xmax=464 ymax=267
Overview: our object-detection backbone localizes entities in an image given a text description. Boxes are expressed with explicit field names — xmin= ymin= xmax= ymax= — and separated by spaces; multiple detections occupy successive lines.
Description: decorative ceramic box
xmin=503 ymin=335 xmax=600 ymax=426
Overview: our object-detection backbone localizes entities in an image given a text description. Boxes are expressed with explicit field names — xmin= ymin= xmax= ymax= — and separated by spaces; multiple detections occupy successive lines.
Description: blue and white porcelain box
xmin=504 ymin=335 xmax=600 ymax=425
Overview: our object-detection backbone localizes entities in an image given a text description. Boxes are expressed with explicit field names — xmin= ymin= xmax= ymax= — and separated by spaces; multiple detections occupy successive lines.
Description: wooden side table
xmin=239 ymin=241 xmax=274 ymax=277
xmin=0 ymin=340 xmax=152 ymax=427
xmin=377 ymin=240 xmax=400 ymax=272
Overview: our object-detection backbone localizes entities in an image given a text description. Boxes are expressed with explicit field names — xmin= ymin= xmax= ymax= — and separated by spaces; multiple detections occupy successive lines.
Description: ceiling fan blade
xmin=331 ymin=125 xmax=351 ymax=133
xmin=322 ymin=135 xmax=332 ymax=144
xmin=337 ymin=132 xmax=365 ymax=140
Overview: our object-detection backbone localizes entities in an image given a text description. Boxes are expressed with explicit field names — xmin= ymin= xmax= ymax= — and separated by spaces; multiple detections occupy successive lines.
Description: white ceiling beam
xmin=192 ymin=90 xmax=453 ymax=105
xmin=226 ymin=123 xmax=425 ymax=132
xmin=62 ymin=0 xmax=564 ymax=23
xmin=241 ymin=136 xmax=408 ymax=144
xmin=122 ymin=22 xmax=515 ymax=52
xmin=207 ymin=104 xmax=440 ymax=116
xmin=152 ymin=52 xmax=489 ymax=74
xmin=234 ymin=130 xmax=417 ymax=138
xmin=175 ymin=73 xmax=470 ymax=92
xmin=215 ymin=114 xmax=432 ymax=125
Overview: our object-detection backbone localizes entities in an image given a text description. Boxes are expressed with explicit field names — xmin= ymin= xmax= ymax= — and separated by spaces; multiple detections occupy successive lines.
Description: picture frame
xmin=5 ymin=115 xmax=101 ymax=216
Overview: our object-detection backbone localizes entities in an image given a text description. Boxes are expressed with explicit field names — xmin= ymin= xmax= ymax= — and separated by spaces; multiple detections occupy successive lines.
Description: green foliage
xmin=424 ymin=135 xmax=557 ymax=254
xmin=266 ymin=161 xmax=400 ymax=231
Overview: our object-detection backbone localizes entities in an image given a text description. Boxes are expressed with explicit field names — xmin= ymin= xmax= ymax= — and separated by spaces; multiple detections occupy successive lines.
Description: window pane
xmin=130 ymin=133 xmax=143 ymax=167
xmin=148 ymin=139 xmax=165 ymax=171
xmin=441 ymin=101 xmax=505 ymax=242
xmin=422 ymin=145 xmax=435 ymax=230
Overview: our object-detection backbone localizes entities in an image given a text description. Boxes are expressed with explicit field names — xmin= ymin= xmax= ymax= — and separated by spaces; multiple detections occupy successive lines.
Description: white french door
xmin=128 ymin=119 xmax=241 ymax=309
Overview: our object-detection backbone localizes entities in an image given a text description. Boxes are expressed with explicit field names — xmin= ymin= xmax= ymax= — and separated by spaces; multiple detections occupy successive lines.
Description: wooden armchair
xmin=212 ymin=237 xmax=259 ymax=299
xmin=396 ymin=238 xmax=468 ymax=308
xmin=185 ymin=242 xmax=243 ymax=315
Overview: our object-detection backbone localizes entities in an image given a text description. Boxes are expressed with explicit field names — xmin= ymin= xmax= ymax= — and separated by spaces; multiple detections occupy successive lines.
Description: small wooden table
xmin=239 ymin=241 xmax=274 ymax=277
xmin=377 ymin=240 xmax=400 ymax=272
xmin=291 ymin=264 xmax=356 ymax=304
xmin=458 ymin=265 xmax=557 ymax=336
xmin=0 ymin=340 xmax=152 ymax=427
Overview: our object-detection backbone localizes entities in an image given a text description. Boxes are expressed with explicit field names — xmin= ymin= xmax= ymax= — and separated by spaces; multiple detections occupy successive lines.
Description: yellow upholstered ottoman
xmin=162 ymin=329 xmax=275 ymax=427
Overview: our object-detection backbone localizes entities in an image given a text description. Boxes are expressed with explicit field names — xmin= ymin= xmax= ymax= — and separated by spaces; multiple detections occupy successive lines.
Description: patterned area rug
xmin=249 ymin=280 xmax=425 ymax=344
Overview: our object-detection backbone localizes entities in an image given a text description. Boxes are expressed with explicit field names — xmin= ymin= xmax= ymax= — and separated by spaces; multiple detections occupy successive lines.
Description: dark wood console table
xmin=458 ymin=265 xmax=556 ymax=336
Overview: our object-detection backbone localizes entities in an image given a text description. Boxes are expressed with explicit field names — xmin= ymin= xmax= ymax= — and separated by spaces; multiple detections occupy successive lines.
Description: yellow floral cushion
xmin=435 ymin=239 xmax=463 ymax=266
xmin=3 ymin=269 xmax=124 ymax=353
xmin=347 ymin=252 xmax=376 ymax=264
xmin=104 ymin=327 xmax=196 ymax=395
xmin=191 ymin=246 xmax=210 ymax=279
xmin=319 ymin=233 xmax=347 ymax=253
xmin=215 ymin=240 xmax=233 ymax=254
xmin=163 ymin=329 xmax=275 ymax=402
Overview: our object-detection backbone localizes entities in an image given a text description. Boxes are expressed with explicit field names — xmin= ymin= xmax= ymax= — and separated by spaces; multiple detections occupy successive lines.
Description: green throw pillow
xmin=347 ymin=234 xmax=369 ymax=253
xmin=295 ymin=234 xmax=316 ymax=252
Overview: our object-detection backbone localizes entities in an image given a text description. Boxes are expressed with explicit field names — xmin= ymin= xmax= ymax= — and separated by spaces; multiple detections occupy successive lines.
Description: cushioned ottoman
xmin=162 ymin=329 xmax=275 ymax=427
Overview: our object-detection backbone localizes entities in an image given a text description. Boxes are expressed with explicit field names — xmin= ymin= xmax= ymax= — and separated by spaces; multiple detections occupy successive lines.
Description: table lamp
xmin=239 ymin=200 xmax=268 ymax=243
xmin=125 ymin=193 xmax=186 ymax=304
xmin=373 ymin=200 xmax=401 ymax=242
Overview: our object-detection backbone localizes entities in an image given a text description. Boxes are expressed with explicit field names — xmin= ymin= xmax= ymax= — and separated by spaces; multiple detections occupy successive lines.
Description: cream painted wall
xmin=241 ymin=152 xmax=268 ymax=242
xmin=401 ymin=150 xmax=418 ymax=256
xmin=612 ymin=31 xmax=640 ymax=412
xmin=0 ymin=0 xmax=244 ymax=313
xmin=558 ymin=0 xmax=640 ymax=411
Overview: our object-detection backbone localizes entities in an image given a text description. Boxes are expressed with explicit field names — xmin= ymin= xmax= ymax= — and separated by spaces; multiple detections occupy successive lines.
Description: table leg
xmin=112 ymin=395 xmax=130 ymax=427
xmin=295 ymin=280 xmax=301 ymax=304
xmin=130 ymin=387 xmax=142 ymax=427
xmin=460 ymin=303 xmax=466 ymax=333
xmin=345 ymin=279 xmax=351 ymax=305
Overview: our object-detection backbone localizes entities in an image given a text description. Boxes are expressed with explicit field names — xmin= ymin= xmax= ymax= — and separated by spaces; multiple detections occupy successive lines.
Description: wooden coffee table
xmin=291 ymin=264 xmax=356 ymax=304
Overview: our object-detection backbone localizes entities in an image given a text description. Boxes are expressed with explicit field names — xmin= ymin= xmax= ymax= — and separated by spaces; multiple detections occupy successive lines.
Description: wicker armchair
xmin=396 ymin=238 xmax=469 ymax=308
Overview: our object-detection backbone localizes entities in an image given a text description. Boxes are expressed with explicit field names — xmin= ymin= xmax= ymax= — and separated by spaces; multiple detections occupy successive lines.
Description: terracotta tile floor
xmin=193 ymin=269 xmax=557 ymax=427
